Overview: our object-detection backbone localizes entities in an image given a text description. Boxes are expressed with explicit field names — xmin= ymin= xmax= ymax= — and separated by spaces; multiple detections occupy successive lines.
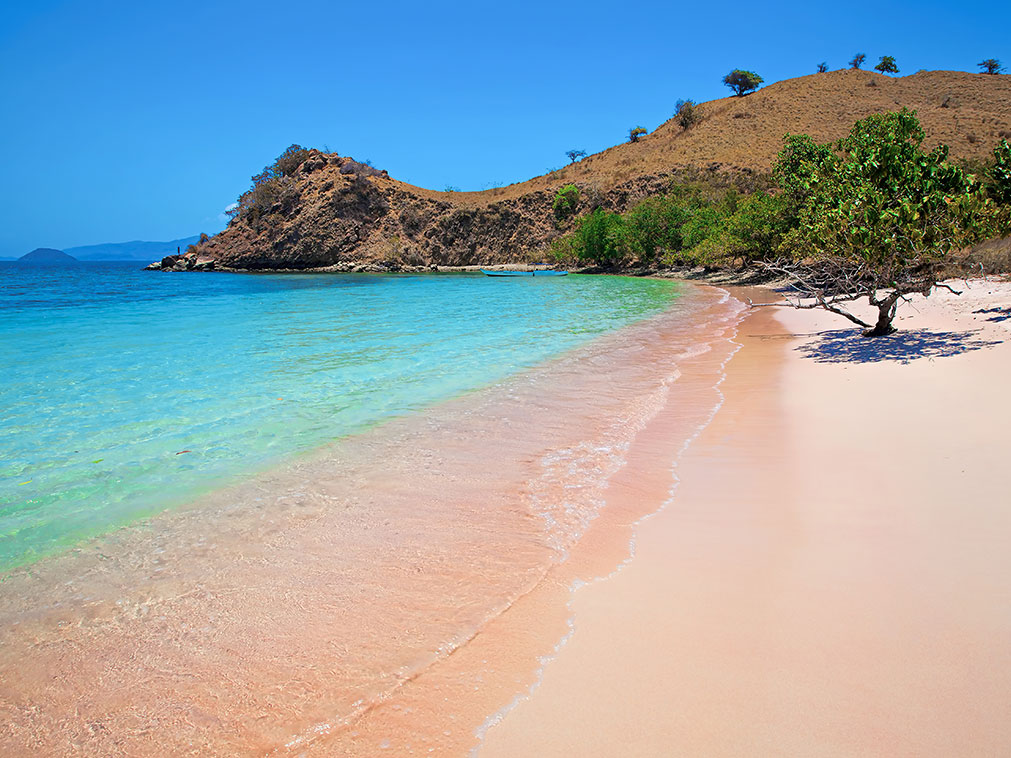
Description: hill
xmin=66 ymin=236 xmax=201 ymax=261
xmin=18 ymin=248 xmax=78 ymax=264
xmin=166 ymin=70 xmax=1011 ymax=272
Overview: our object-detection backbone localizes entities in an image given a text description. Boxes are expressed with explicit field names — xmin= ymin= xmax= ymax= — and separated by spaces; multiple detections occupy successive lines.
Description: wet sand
xmin=0 ymin=282 xmax=746 ymax=756
xmin=479 ymin=279 xmax=1011 ymax=757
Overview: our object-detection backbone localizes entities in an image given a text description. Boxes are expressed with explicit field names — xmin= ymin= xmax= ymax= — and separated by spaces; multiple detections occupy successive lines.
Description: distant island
xmin=18 ymin=248 xmax=78 ymax=264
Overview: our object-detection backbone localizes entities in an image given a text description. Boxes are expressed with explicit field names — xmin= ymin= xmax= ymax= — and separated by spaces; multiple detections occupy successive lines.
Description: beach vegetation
xmin=629 ymin=126 xmax=648 ymax=143
xmin=849 ymin=53 xmax=866 ymax=70
xmin=553 ymin=184 xmax=581 ymax=221
xmin=768 ymin=109 xmax=1007 ymax=336
xmin=723 ymin=70 xmax=763 ymax=97
xmin=875 ymin=56 xmax=899 ymax=74
xmin=978 ymin=58 xmax=1003 ymax=75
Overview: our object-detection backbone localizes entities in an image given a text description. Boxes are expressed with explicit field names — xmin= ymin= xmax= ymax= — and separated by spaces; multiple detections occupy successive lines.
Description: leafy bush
xmin=986 ymin=140 xmax=1011 ymax=205
xmin=849 ymin=53 xmax=866 ymax=69
xmin=675 ymin=99 xmax=700 ymax=129
xmin=553 ymin=185 xmax=581 ymax=221
xmin=570 ymin=209 xmax=627 ymax=264
xmin=628 ymin=126 xmax=648 ymax=143
xmin=723 ymin=70 xmax=763 ymax=96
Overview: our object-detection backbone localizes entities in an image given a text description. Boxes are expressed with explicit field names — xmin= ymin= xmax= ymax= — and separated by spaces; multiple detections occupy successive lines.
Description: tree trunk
xmin=864 ymin=293 xmax=900 ymax=337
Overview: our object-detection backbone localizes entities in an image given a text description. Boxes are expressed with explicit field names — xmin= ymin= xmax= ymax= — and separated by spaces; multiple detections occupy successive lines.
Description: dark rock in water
xmin=18 ymin=248 xmax=78 ymax=264
xmin=145 ymin=252 xmax=215 ymax=272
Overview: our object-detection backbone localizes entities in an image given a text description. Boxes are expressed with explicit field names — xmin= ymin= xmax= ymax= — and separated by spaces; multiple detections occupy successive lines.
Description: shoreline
xmin=0 ymin=281 xmax=746 ymax=756
xmin=479 ymin=278 xmax=1011 ymax=756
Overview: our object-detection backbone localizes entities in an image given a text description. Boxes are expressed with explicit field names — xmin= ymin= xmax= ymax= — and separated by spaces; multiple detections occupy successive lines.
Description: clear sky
xmin=0 ymin=0 xmax=1007 ymax=257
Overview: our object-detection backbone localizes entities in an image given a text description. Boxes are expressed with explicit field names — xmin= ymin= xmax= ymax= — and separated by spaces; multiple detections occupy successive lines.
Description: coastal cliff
xmin=157 ymin=70 xmax=1011 ymax=272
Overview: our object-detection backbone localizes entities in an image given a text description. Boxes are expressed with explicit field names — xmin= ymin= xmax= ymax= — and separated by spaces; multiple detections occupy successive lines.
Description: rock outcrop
xmin=155 ymin=70 xmax=1011 ymax=272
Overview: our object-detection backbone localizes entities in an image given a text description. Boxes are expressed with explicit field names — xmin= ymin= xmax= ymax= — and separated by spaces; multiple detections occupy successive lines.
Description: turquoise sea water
xmin=0 ymin=262 xmax=678 ymax=570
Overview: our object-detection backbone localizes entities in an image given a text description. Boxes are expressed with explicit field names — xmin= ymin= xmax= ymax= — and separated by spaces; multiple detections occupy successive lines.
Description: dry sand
xmin=479 ymin=279 xmax=1011 ymax=757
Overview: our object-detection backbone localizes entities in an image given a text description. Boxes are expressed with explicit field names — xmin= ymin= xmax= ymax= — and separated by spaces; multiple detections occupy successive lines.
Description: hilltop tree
xmin=723 ymin=69 xmax=763 ymax=96
xmin=817 ymin=62 xmax=828 ymax=73
xmin=628 ymin=126 xmax=648 ymax=143
xmin=566 ymin=149 xmax=587 ymax=163
xmin=675 ymin=99 xmax=700 ymax=129
xmin=875 ymin=55 xmax=899 ymax=74
xmin=769 ymin=110 xmax=1006 ymax=336
xmin=978 ymin=58 xmax=1003 ymax=74
xmin=849 ymin=53 xmax=866 ymax=69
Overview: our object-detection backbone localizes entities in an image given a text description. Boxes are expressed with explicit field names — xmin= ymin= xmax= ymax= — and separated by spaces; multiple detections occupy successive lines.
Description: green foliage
xmin=849 ymin=53 xmax=866 ymax=69
xmin=722 ymin=70 xmax=763 ymax=96
xmin=817 ymin=62 xmax=828 ymax=73
xmin=875 ymin=56 xmax=899 ymax=74
xmin=553 ymin=184 xmax=581 ymax=221
xmin=675 ymin=99 xmax=700 ymax=129
xmin=773 ymin=109 xmax=1007 ymax=332
xmin=978 ymin=58 xmax=1004 ymax=75
xmin=566 ymin=149 xmax=587 ymax=163
xmin=986 ymin=140 xmax=1011 ymax=205
xmin=628 ymin=126 xmax=648 ymax=143
xmin=570 ymin=209 xmax=627 ymax=264
xmin=235 ymin=145 xmax=312 ymax=225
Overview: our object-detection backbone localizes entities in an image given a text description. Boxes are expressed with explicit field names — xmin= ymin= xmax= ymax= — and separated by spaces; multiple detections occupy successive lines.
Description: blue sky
xmin=0 ymin=0 xmax=1007 ymax=256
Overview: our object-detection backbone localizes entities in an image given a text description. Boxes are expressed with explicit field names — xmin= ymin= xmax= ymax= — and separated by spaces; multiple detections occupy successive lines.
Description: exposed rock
xmin=148 ymin=71 xmax=1011 ymax=272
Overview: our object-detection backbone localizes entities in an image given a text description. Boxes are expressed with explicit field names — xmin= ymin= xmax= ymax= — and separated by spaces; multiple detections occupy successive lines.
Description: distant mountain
xmin=18 ymin=248 xmax=78 ymax=263
xmin=64 ymin=236 xmax=202 ymax=261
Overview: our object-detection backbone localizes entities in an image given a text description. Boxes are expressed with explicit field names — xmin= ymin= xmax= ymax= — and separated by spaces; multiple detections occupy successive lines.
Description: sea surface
xmin=0 ymin=262 xmax=679 ymax=570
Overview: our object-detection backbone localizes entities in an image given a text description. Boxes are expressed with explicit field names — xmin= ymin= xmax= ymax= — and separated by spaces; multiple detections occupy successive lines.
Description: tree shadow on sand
xmin=973 ymin=306 xmax=1011 ymax=323
xmin=796 ymin=328 xmax=1004 ymax=364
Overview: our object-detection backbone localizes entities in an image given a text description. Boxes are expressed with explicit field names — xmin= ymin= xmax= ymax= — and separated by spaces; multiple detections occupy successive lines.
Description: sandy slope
xmin=479 ymin=279 xmax=1011 ymax=756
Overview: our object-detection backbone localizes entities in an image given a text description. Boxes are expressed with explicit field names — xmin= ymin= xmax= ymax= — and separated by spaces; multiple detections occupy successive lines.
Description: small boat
xmin=480 ymin=269 xmax=568 ymax=277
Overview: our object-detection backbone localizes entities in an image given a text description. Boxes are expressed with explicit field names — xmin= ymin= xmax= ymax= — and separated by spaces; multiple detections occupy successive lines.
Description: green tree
xmin=985 ymin=140 xmax=1011 ymax=204
xmin=553 ymin=184 xmax=581 ymax=221
xmin=628 ymin=126 xmax=648 ymax=143
xmin=722 ymin=69 xmax=763 ymax=96
xmin=849 ymin=53 xmax=866 ymax=69
xmin=571 ymin=209 xmax=626 ymax=264
xmin=875 ymin=55 xmax=899 ymax=74
xmin=978 ymin=58 xmax=1004 ymax=74
xmin=772 ymin=109 xmax=1006 ymax=336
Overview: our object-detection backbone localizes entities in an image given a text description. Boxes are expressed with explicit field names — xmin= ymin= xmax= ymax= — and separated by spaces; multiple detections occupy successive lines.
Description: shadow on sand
xmin=796 ymin=328 xmax=1004 ymax=364
xmin=973 ymin=306 xmax=1011 ymax=323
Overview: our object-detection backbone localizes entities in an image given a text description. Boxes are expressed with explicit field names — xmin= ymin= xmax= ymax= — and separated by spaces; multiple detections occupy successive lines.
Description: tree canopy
xmin=849 ymin=53 xmax=866 ymax=69
xmin=628 ymin=126 xmax=648 ymax=143
xmin=566 ymin=149 xmax=587 ymax=163
xmin=722 ymin=70 xmax=763 ymax=96
xmin=978 ymin=58 xmax=1003 ymax=74
xmin=772 ymin=110 xmax=1007 ymax=335
xmin=875 ymin=55 xmax=899 ymax=74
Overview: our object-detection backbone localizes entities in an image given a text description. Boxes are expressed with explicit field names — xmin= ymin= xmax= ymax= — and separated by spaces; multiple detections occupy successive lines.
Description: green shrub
xmin=553 ymin=184 xmax=581 ymax=221
xmin=849 ymin=53 xmax=866 ymax=69
xmin=722 ymin=70 xmax=763 ymax=96
xmin=675 ymin=99 xmax=700 ymax=130
xmin=628 ymin=126 xmax=648 ymax=143
xmin=571 ymin=209 xmax=626 ymax=264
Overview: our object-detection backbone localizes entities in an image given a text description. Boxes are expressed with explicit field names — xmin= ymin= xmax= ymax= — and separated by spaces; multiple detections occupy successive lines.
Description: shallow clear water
xmin=0 ymin=262 xmax=678 ymax=570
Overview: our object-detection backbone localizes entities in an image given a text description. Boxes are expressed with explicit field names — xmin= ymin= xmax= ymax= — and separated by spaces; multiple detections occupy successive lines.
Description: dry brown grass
xmin=381 ymin=70 xmax=1010 ymax=209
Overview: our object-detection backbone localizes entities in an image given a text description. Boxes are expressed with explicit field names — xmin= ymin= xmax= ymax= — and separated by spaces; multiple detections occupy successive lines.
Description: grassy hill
xmin=175 ymin=70 xmax=1011 ymax=272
